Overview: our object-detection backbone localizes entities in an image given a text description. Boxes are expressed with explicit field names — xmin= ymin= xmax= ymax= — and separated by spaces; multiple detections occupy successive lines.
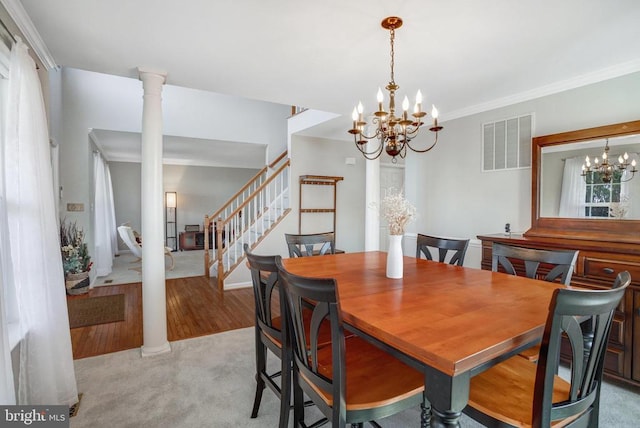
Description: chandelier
xmin=580 ymin=139 xmax=637 ymax=183
xmin=348 ymin=17 xmax=442 ymax=162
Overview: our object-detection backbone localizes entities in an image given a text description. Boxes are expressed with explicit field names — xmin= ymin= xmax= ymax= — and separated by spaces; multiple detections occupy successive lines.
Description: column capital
xmin=137 ymin=67 xmax=167 ymax=85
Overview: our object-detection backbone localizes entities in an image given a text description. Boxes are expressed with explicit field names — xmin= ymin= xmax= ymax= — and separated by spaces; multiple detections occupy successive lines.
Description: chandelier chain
xmin=389 ymin=27 xmax=395 ymax=84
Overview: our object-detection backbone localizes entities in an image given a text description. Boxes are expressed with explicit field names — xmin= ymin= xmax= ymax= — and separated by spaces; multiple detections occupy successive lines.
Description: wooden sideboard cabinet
xmin=478 ymin=233 xmax=640 ymax=387
xmin=179 ymin=231 xmax=213 ymax=250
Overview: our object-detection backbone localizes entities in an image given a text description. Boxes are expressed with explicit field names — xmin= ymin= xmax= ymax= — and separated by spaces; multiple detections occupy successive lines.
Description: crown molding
xmin=444 ymin=59 xmax=640 ymax=122
xmin=1 ymin=0 xmax=57 ymax=69
xmin=88 ymin=129 xmax=105 ymax=155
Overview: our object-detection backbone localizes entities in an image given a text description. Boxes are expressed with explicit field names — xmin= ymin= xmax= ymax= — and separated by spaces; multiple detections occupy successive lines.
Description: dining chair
xmin=285 ymin=232 xmax=335 ymax=257
xmin=492 ymin=243 xmax=580 ymax=361
xmin=275 ymin=257 xmax=429 ymax=428
xmin=245 ymin=244 xmax=291 ymax=428
xmin=491 ymin=242 xmax=578 ymax=285
xmin=415 ymin=233 xmax=470 ymax=266
xmin=245 ymin=244 xmax=337 ymax=427
xmin=463 ymin=271 xmax=630 ymax=428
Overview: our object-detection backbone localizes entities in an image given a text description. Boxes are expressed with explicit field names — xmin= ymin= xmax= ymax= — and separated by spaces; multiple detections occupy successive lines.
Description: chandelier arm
xmin=358 ymin=129 xmax=384 ymax=140
xmin=620 ymin=170 xmax=637 ymax=183
xmin=405 ymin=132 xmax=440 ymax=154
xmin=357 ymin=142 xmax=385 ymax=160
xmin=353 ymin=135 xmax=385 ymax=158
xmin=399 ymin=141 xmax=407 ymax=159
xmin=404 ymin=125 xmax=421 ymax=137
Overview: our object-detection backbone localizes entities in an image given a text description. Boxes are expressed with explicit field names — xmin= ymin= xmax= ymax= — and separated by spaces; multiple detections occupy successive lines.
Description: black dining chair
xmin=245 ymin=244 xmax=291 ymax=428
xmin=463 ymin=271 xmax=630 ymax=428
xmin=285 ymin=232 xmax=335 ymax=257
xmin=492 ymin=243 xmax=580 ymax=362
xmin=276 ymin=257 xmax=429 ymax=428
xmin=492 ymin=242 xmax=579 ymax=285
xmin=415 ymin=233 xmax=470 ymax=266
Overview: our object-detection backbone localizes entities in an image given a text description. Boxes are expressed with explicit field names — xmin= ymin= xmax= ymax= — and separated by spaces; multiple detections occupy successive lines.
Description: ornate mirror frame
xmin=525 ymin=119 xmax=640 ymax=243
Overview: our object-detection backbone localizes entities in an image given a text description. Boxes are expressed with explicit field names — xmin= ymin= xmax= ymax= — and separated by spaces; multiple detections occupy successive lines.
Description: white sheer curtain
xmin=2 ymin=39 xmax=77 ymax=405
xmin=559 ymin=156 xmax=587 ymax=218
xmin=0 ymin=47 xmax=16 ymax=405
xmin=93 ymin=151 xmax=118 ymax=277
xmin=620 ymin=152 xmax=639 ymax=218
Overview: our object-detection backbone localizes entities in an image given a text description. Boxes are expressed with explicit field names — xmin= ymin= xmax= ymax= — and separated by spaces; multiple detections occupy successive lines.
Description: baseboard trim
xmin=224 ymin=281 xmax=251 ymax=291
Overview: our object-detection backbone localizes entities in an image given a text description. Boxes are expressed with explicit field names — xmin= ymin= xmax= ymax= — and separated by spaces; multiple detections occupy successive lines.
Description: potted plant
xmin=60 ymin=219 xmax=92 ymax=295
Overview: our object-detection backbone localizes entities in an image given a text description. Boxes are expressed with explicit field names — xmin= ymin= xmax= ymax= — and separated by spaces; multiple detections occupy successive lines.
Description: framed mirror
xmin=526 ymin=120 xmax=640 ymax=243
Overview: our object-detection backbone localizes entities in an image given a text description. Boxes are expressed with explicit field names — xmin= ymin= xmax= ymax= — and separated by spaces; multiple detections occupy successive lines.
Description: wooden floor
xmin=67 ymin=275 xmax=255 ymax=359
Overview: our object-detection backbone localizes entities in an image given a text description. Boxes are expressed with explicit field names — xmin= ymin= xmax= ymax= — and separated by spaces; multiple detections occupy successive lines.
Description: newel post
xmin=216 ymin=217 xmax=224 ymax=290
xmin=204 ymin=215 xmax=210 ymax=278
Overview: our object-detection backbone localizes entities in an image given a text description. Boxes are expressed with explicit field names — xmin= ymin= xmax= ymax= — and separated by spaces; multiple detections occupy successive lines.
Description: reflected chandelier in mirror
xmin=580 ymin=138 xmax=637 ymax=183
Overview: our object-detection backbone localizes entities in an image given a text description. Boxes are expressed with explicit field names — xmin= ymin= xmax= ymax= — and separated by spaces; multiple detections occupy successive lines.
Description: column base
xmin=141 ymin=341 xmax=171 ymax=357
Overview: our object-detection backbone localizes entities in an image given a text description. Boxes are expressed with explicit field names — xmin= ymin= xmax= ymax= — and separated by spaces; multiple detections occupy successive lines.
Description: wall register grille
xmin=483 ymin=114 xmax=533 ymax=172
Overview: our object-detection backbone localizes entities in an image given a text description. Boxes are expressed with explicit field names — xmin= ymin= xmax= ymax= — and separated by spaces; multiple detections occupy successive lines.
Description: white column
xmin=364 ymin=156 xmax=380 ymax=251
xmin=138 ymin=68 xmax=171 ymax=357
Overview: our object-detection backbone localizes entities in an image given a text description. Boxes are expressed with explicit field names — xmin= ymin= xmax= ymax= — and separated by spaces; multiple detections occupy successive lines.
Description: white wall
xmin=409 ymin=71 xmax=640 ymax=244
xmin=53 ymin=67 xmax=290 ymax=273
xmin=109 ymin=161 xmax=260 ymax=250
xmin=289 ymin=135 xmax=366 ymax=253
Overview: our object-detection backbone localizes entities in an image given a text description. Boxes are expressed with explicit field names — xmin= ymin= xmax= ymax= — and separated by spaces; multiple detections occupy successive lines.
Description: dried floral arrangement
xmin=379 ymin=188 xmax=417 ymax=235
xmin=609 ymin=194 xmax=631 ymax=219
xmin=60 ymin=219 xmax=92 ymax=276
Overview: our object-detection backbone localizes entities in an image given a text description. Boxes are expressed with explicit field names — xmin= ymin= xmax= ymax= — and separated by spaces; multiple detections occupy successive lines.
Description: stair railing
xmin=204 ymin=157 xmax=290 ymax=290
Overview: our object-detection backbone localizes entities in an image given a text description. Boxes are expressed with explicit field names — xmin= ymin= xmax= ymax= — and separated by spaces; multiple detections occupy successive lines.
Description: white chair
xmin=117 ymin=225 xmax=174 ymax=271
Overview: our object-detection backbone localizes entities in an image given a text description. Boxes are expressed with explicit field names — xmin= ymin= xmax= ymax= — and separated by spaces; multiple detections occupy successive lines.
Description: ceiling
xmin=14 ymin=0 xmax=640 ymax=163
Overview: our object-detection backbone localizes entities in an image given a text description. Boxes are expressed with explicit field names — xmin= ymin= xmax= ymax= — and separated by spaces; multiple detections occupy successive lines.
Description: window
xmin=482 ymin=114 xmax=533 ymax=171
xmin=583 ymin=170 xmax=624 ymax=218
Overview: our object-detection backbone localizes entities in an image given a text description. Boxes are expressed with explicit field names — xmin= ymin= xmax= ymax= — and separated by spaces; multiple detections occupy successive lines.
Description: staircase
xmin=204 ymin=152 xmax=290 ymax=290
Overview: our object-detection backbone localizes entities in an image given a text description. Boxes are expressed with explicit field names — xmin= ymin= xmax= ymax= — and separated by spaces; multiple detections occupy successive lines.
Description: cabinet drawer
xmin=603 ymin=346 xmax=626 ymax=377
xmin=609 ymin=315 xmax=625 ymax=347
xmin=583 ymin=257 xmax=640 ymax=284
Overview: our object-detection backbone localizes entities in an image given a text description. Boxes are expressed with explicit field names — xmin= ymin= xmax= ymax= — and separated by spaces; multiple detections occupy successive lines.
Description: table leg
xmin=425 ymin=369 xmax=469 ymax=428
xmin=420 ymin=391 xmax=431 ymax=428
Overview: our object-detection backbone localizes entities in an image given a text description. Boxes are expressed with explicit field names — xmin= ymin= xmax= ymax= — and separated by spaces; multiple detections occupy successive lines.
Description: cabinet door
xmin=634 ymin=290 xmax=640 ymax=382
xmin=179 ymin=232 xmax=197 ymax=250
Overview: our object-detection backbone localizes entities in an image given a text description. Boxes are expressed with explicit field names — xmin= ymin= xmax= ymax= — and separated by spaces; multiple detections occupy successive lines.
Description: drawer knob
xmin=602 ymin=267 xmax=615 ymax=274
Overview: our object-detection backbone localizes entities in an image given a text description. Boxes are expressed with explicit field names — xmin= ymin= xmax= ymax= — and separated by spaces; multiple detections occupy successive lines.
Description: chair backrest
xmin=276 ymin=258 xmax=347 ymax=423
xmin=244 ymin=244 xmax=283 ymax=342
xmin=117 ymin=225 xmax=142 ymax=258
xmin=285 ymin=232 xmax=335 ymax=257
xmin=415 ymin=234 xmax=469 ymax=266
xmin=533 ymin=271 xmax=630 ymax=427
xmin=491 ymin=243 xmax=578 ymax=285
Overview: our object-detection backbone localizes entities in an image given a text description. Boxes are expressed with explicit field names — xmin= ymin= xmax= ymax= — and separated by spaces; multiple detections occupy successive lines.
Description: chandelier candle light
xmin=580 ymin=139 xmax=637 ymax=183
xmin=348 ymin=17 xmax=442 ymax=162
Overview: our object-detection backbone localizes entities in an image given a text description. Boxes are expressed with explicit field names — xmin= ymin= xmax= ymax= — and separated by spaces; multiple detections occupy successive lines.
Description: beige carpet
xmin=95 ymin=250 xmax=206 ymax=286
xmin=70 ymin=327 xmax=640 ymax=428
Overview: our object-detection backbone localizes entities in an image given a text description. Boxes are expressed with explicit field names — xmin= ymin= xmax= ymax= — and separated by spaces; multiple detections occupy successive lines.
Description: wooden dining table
xmin=282 ymin=251 xmax=564 ymax=428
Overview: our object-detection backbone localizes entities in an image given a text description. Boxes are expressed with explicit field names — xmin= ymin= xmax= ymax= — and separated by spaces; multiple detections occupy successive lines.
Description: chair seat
xmin=311 ymin=336 xmax=424 ymax=411
xmin=468 ymin=355 xmax=572 ymax=427
xmin=518 ymin=344 xmax=541 ymax=362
